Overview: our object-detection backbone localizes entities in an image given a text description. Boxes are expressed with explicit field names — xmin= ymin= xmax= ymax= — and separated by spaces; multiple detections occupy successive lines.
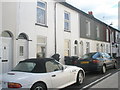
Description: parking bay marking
xmin=81 ymin=73 xmax=112 ymax=89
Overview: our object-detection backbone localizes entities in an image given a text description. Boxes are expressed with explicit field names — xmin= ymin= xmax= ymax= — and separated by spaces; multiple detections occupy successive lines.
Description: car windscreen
xmin=12 ymin=62 xmax=36 ymax=72
xmin=80 ymin=53 xmax=95 ymax=59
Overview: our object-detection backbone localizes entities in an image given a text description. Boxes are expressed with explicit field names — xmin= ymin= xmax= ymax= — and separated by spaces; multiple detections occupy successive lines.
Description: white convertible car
xmin=2 ymin=58 xmax=85 ymax=90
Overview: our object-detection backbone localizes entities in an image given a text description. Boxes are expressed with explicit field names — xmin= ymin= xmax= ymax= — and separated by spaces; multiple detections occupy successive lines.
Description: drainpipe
xmin=54 ymin=2 xmax=57 ymax=54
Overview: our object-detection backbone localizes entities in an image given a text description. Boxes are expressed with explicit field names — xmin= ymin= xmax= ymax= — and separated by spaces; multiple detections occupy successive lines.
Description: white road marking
xmin=81 ymin=73 xmax=112 ymax=89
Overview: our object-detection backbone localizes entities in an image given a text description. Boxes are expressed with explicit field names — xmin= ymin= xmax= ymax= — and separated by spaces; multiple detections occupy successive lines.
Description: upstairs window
xmin=106 ymin=29 xmax=109 ymax=41
xmin=96 ymin=26 xmax=100 ymax=38
xmin=64 ymin=11 xmax=70 ymax=31
xmin=37 ymin=1 xmax=46 ymax=25
xmin=111 ymin=32 xmax=114 ymax=42
xmin=86 ymin=20 xmax=90 ymax=37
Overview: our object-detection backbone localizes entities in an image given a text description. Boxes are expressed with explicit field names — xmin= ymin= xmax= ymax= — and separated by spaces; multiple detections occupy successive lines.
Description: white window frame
xmin=36 ymin=36 xmax=47 ymax=58
xmin=106 ymin=29 xmax=109 ymax=41
xmin=86 ymin=42 xmax=90 ymax=54
xmin=64 ymin=11 xmax=70 ymax=31
xmin=19 ymin=46 xmax=24 ymax=56
xmin=37 ymin=1 xmax=47 ymax=25
xmin=96 ymin=43 xmax=99 ymax=52
xmin=96 ymin=25 xmax=100 ymax=38
xmin=74 ymin=45 xmax=77 ymax=55
xmin=112 ymin=32 xmax=114 ymax=42
xmin=64 ymin=40 xmax=71 ymax=56
xmin=106 ymin=44 xmax=109 ymax=53
xmin=86 ymin=20 xmax=90 ymax=37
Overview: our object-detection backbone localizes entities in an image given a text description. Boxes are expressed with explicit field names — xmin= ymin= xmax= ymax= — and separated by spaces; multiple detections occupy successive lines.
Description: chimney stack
xmin=88 ymin=11 xmax=93 ymax=16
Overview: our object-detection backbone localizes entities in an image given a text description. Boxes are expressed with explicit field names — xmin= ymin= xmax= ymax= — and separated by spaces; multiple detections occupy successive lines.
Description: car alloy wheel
xmin=35 ymin=86 xmax=43 ymax=90
xmin=101 ymin=65 xmax=106 ymax=74
xmin=76 ymin=71 xmax=84 ymax=85
xmin=31 ymin=83 xmax=46 ymax=90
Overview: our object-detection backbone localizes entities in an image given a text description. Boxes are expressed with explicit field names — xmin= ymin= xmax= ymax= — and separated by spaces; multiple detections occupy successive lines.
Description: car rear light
xmin=92 ymin=60 xmax=100 ymax=63
xmin=8 ymin=82 xmax=22 ymax=88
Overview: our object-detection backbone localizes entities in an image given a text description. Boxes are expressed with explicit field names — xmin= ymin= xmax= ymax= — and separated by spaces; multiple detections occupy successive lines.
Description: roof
xmin=59 ymin=2 xmax=119 ymax=32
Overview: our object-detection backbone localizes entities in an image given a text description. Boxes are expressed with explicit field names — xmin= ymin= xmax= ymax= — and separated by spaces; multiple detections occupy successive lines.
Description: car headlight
xmin=8 ymin=82 xmax=22 ymax=88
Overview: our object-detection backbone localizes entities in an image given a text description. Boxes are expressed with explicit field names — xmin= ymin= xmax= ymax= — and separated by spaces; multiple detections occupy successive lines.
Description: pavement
xmin=90 ymin=71 xmax=119 ymax=89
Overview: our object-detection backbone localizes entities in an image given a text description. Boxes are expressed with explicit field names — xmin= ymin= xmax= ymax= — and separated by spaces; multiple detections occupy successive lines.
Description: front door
xmin=17 ymin=39 xmax=28 ymax=61
xmin=2 ymin=37 xmax=13 ymax=73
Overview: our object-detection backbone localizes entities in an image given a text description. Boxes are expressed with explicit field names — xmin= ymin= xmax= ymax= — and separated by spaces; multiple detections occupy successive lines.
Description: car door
xmin=100 ymin=53 xmax=109 ymax=67
xmin=45 ymin=60 xmax=71 ymax=88
xmin=103 ymin=53 xmax=113 ymax=67
xmin=104 ymin=53 xmax=114 ymax=67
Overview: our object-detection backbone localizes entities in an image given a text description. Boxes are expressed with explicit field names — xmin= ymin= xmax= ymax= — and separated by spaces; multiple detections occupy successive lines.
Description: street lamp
xmin=107 ymin=23 xmax=113 ymax=57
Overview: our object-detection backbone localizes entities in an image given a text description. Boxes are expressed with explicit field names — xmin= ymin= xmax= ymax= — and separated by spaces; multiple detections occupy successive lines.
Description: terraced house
xmin=1 ymin=0 xmax=120 ymax=74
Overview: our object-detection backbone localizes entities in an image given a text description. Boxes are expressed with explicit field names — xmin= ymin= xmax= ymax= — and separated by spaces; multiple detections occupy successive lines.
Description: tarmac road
xmin=62 ymin=58 xmax=120 ymax=90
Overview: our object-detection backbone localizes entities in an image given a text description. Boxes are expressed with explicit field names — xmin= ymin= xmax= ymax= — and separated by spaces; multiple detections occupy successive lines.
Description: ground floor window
xmin=80 ymin=41 xmax=83 ymax=57
xmin=36 ymin=36 xmax=46 ymax=58
xmin=64 ymin=40 xmax=70 ymax=56
xmin=96 ymin=43 xmax=99 ymax=52
xmin=101 ymin=44 xmax=105 ymax=52
xmin=74 ymin=45 xmax=77 ymax=55
xmin=86 ymin=42 xmax=90 ymax=54
xmin=106 ymin=44 xmax=109 ymax=53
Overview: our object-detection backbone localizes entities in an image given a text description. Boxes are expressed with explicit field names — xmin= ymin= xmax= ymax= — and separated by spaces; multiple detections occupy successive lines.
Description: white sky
xmin=66 ymin=0 xmax=119 ymax=30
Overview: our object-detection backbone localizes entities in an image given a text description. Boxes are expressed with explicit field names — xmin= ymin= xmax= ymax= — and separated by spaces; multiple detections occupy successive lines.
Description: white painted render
xmin=0 ymin=3 xmax=2 ymax=89
xmin=2 ymin=2 xmax=18 ymax=67
xmin=1 ymin=0 xmax=119 ymax=73
xmin=0 ymin=1 xmax=2 ymax=75
xmin=2 ymin=0 xmax=56 ymax=67
xmin=56 ymin=3 xmax=80 ymax=63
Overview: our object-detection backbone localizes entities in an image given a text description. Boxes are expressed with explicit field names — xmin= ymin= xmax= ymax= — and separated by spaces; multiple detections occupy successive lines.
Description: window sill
xmin=35 ymin=23 xmax=48 ymax=28
xmin=64 ymin=30 xmax=71 ymax=33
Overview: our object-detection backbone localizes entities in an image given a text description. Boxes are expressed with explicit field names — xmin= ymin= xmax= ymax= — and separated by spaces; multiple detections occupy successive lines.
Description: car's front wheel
xmin=76 ymin=71 xmax=84 ymax=85
xmin=31 ymin=83 xmax=47 ymax=90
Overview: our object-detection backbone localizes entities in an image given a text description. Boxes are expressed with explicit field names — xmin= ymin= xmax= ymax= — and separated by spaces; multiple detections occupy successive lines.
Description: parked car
xmin=2 ymin=58 xmax=85 ymax=90
xmin=76 ymin=52 xmax=117 ymax=74
xmin=64 ymin=56 xmax=79 ymax=65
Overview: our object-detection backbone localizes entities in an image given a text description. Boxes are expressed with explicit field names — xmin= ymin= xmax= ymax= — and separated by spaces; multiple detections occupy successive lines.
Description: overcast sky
xmin=66 ymin=0 xmax=119 ymax=30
